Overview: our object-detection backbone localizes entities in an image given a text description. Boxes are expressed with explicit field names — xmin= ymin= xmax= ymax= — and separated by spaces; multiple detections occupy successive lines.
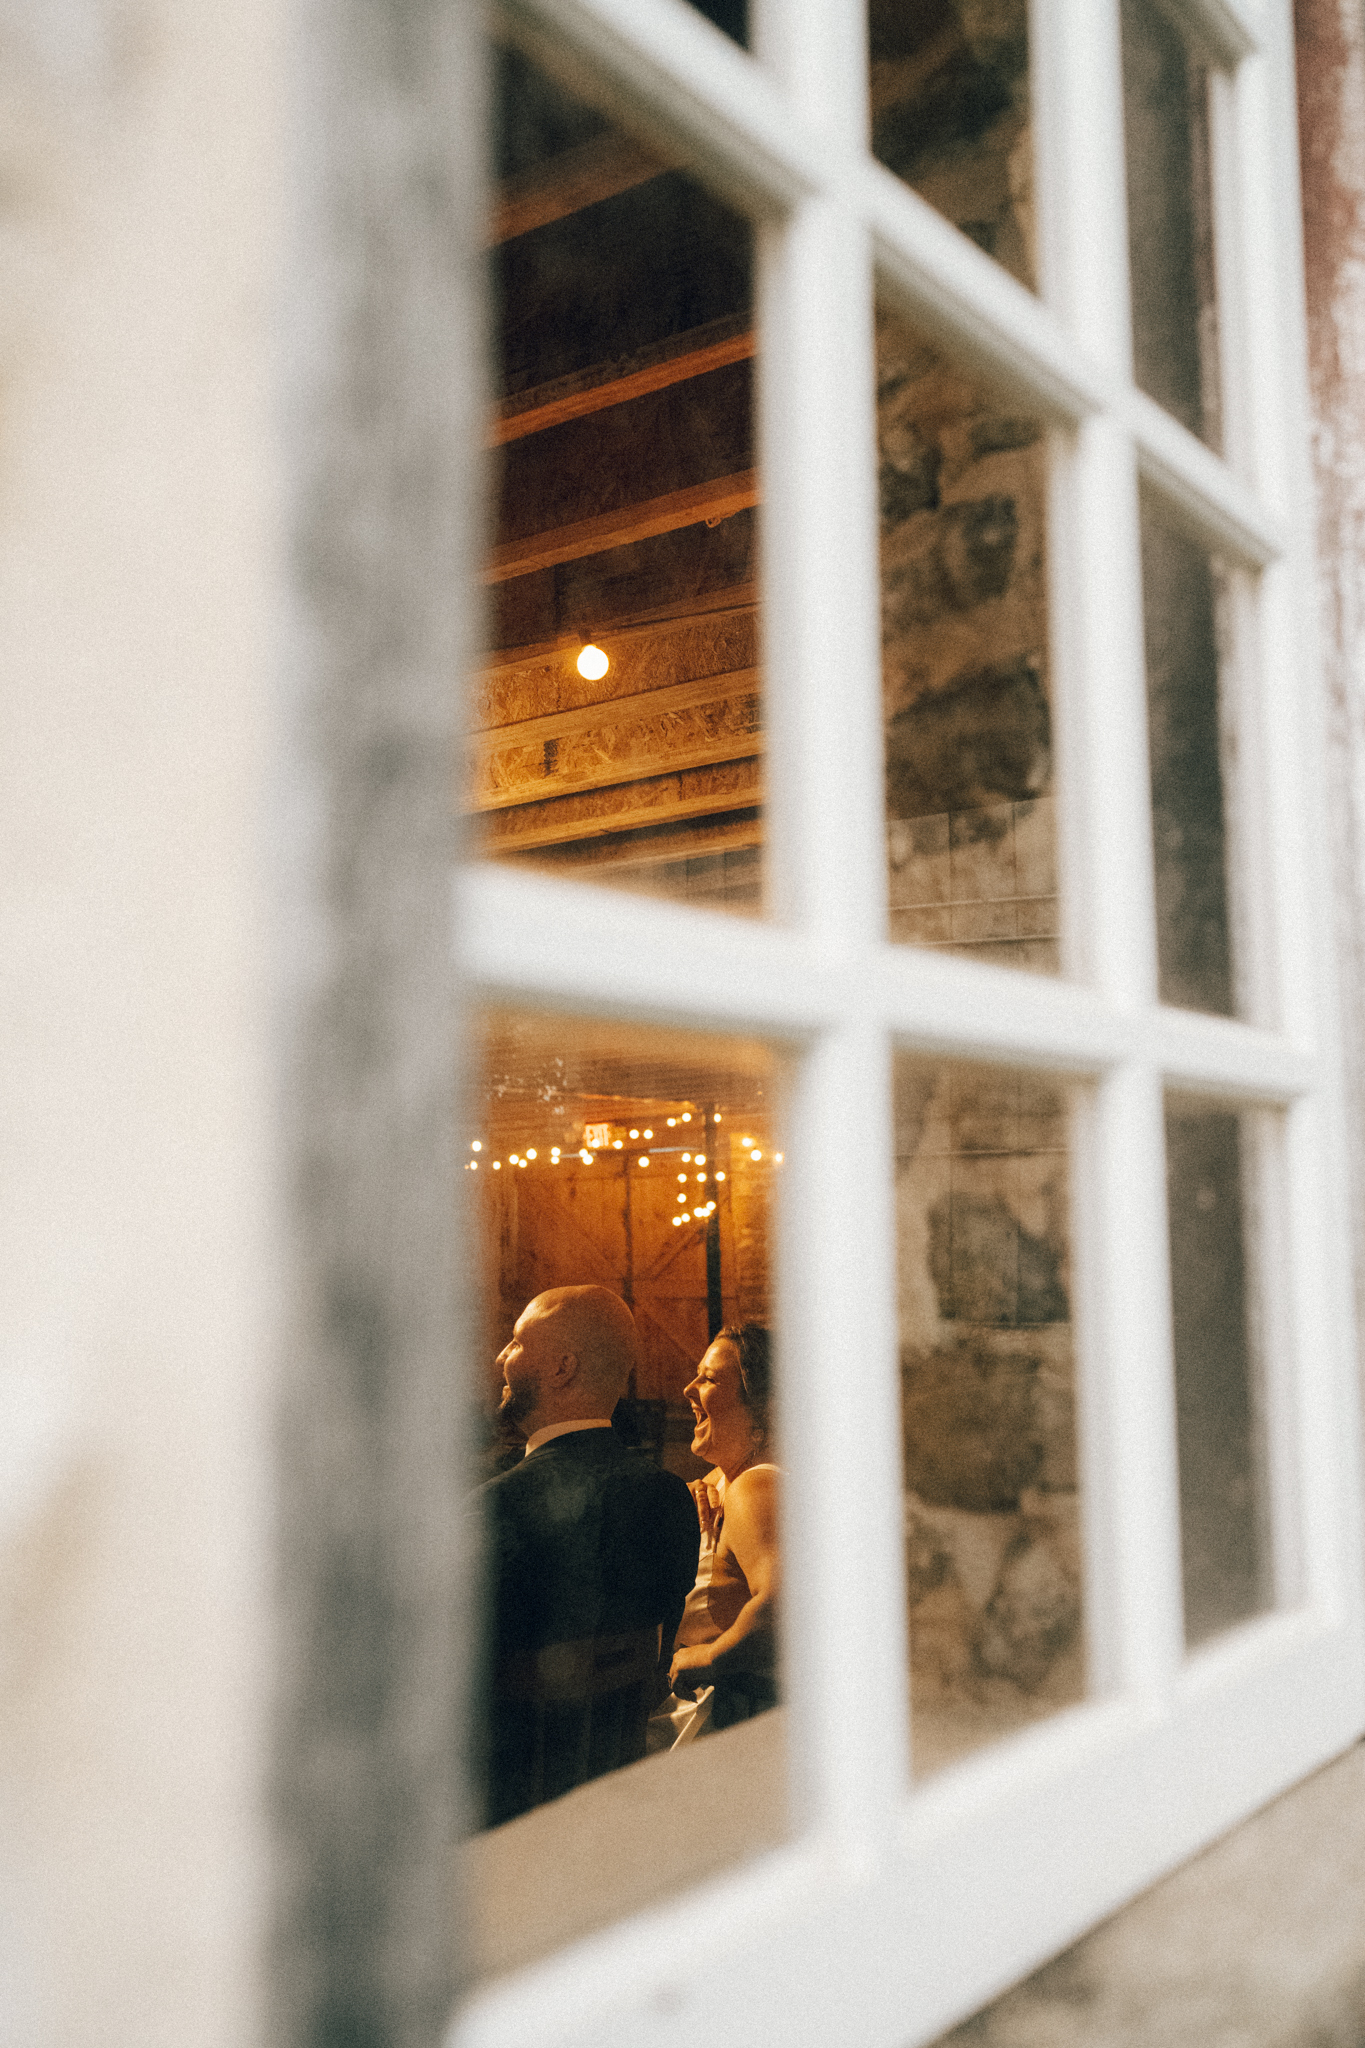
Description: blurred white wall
xmin=0 ymin=4 xmax=281 ymax=2042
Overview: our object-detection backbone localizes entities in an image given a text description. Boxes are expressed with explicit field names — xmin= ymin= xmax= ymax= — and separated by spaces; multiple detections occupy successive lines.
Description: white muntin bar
xmin=1076 ymin=1062 xmax=1186 ymax=1697
xmin=754 ymin=0 xmax=868 ymax=152
xmin=1281 ymin=1092 xmax=1365 ymax=1627
xmin=1029 ymin=0 xmax=1134 ymax=372
xmin=1050 ymin=414 xmax=1158 ymax=1006
xmin=778 ymin=1021 xmax=910 ymax=1840
xmin=758 ymin=195 xmax=886 ymax=945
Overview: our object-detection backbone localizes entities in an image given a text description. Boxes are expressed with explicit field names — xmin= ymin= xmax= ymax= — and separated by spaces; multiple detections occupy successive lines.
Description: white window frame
xmin=452 ymin=3 xmax=1365 ymax=2044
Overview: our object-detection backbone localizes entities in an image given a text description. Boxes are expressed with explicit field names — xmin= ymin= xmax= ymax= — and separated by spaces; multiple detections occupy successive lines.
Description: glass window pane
xmin=879 ymin=304 xmax=1058 ymax=971
xmin=1165 ymin=1097 xmax=1271 ymax=1647
xmin=869 ymin=0 xmax=1036 ymax=290
xmin=685 ymin=0 xmax=748 ymax=45
xmin=464 ymin=1011 xmax=785 ymax=1979
xmin=895 ymin=1056 xmax=1085 ymax=1773
xmin=1140 ymin=488 xmax=1239 ymax=1016
xmin=1121 ymin=0 xmax=1222 ymax=446
xmin=479 ymin=49 xmax=763 ymax=914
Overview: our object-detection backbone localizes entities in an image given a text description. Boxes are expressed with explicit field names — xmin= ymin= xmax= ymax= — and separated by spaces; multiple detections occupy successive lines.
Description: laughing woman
xmin=666 ymin=1322 xmax=779 ymax=1733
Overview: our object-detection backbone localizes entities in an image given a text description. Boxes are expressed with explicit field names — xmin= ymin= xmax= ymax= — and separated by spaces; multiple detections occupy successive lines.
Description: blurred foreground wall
xmin=0 ymin=4 xmax=280 ymax=2042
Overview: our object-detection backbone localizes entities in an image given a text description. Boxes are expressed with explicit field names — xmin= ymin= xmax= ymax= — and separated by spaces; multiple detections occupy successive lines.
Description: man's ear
xmin=549 ymin=1349 xmax=579 ymax=1388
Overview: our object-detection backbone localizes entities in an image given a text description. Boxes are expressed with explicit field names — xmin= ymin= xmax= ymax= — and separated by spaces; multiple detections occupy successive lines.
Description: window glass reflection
xmin=1121 ymin=0 xmax=1222 ymax=446
xmin=478 ymin=49 xmax=763 ymax=914
xmin=464 ymin=1012 xmax=785 ymax=1980
xmin=879 ymin=305 xmax=1057 ymax=970
xmin=1140 ymin=488 xmax=1239 ymax=1016
xmin=895 ymin=1057 xmax=1084 ymax=1772
xmin=1166 ymin=1097 xmax=1271 ymax=1647
xmin=870 ymin=0 xmax=1036 ymax=290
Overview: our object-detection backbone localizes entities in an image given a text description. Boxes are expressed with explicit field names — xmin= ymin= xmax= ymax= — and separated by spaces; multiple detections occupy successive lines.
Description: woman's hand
xmin=669 ymin=1642 xmax=714 ymax=1695
xmin=691 ymin=1474 xmax=722 ymax=1544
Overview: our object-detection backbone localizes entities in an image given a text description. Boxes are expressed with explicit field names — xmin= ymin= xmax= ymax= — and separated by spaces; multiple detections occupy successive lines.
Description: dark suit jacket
xmin=477 ymin=1428 xmax=700 ymax=1825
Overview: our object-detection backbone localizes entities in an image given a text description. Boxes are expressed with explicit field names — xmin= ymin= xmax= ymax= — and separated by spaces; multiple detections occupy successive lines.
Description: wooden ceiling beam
xmin=505 ymin=809 xmax=762 ymax=872
xmin=471 ymin=680 xmax=761 ymax=812
xmin=491 ymin=131 xmax=670 ymax=245
xmin=470 ymin=666 xmax=759 ymax=760
xmin=492 ymin=326 xmax=755 ymax=447
xmin=478 ymin=757 xmax=763 ymax=851
xmin=483 ymin=588 xmax=758 ymax=675
xmin=485 ymin=470 xmax=758 ymax=584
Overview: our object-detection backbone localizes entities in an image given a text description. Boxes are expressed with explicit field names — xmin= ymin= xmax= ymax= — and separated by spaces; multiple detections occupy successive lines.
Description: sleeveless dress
xmin=647 ymin=1461 xmax=780 ymax=1752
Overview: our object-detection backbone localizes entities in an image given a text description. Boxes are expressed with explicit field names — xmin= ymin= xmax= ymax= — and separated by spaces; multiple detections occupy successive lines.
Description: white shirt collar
xmin=522 ymin=1417 xmax=615 ymax=1457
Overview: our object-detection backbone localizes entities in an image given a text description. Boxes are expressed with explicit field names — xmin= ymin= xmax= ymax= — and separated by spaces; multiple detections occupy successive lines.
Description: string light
xmin=576 ymin=643 xmax=609 ymax=681
xmin=469 ymin=1117 xmax=778 ymax=1199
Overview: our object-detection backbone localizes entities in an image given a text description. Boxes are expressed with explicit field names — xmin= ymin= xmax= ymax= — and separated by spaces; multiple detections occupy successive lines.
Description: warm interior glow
xmin=576 ymin=642 xmax=609 ymax=681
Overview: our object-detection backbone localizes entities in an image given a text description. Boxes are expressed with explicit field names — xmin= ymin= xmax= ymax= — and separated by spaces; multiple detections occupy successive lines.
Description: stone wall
xmin=879 ymin=310 xmax=1057 ymax=975
xmin=896 ymin=1060 xmax=1082 ymax=1771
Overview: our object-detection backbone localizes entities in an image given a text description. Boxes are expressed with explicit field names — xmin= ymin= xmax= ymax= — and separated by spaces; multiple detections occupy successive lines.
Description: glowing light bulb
xmin=638 ymin=1156 xmax=649 ymax=1168
xmin=493 ymin=1161 xmax=501 ymax=1170
xmin=471 ymin=1140 xmax=482 ymax=1152
xmin=740 ymin=1136 xmax=752 ymax=1147
xmin=716 ymin=1171 xmax=726 ymax=1182
xmin=677 ymin=1173 xmax=687 ymax=1183
xmin=775 ymin=1152 xmax=784 ymax=1164
xmin=677 ymin=1193 xmax=687 ymax=1204
xmin=629 ymin=1129 xmax=639 ymax=1139
xmin=695 ymin=1154 xmax=706 ymax=1166
xmin=643 ymin=1129 xmax=653 ymax=1139
xmin=682 ymin=1153 xmax=692 ymax=1163
xmin=613 ymin=1140 xmax=623 ymax=1149
xmin=470 ymin=1161 xmax=478 ymax=1170
xmin=576 ymin=643 xmax=609 ymax=681
xmin=580 ymin=1149 xmax=593 ymax=1164
xmin=681 ymin=1113 xmax=691 ymax=1123
xmin=509 ymin=1153 xmax=520 ymax=1164
xmin=526 ymin=1149 xmax=536 ymax=1160
xmin=750 ymin=1149 xmax=762 ymax=1161
xmin=666 ymin=1117 xmax=676 ymax=1127
xmin=672 ymin=1216 xmax=682 ymax=1228
xmin=695 ymin=1173 xmax=705 ymax=1183
xmin=713 ymin=1112 xmax=722 ymax=1123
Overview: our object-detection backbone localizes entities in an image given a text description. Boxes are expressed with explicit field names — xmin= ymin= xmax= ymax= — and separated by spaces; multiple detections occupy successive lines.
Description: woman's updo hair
xmin=720 ymin=1323 xmax=772 ymax=1445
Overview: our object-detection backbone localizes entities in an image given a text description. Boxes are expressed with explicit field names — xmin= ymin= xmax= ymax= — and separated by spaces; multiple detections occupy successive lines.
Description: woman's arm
xmin=670 ymin=1466 xmax=778 ymax=1684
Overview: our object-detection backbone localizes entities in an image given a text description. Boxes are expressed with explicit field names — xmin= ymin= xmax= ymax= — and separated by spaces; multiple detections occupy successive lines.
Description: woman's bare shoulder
xmin=726 ymin=1462 xmax=779 ymax=1510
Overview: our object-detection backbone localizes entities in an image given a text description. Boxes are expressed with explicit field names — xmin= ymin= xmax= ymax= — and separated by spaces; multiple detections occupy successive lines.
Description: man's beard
xmin=498 ymin=1373 xmax=537 ymax=1431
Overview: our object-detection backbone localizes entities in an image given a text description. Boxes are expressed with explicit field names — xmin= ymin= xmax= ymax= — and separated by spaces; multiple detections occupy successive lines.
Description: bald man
xmin=477 ymin=1287 xmax=700 ymax=1826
